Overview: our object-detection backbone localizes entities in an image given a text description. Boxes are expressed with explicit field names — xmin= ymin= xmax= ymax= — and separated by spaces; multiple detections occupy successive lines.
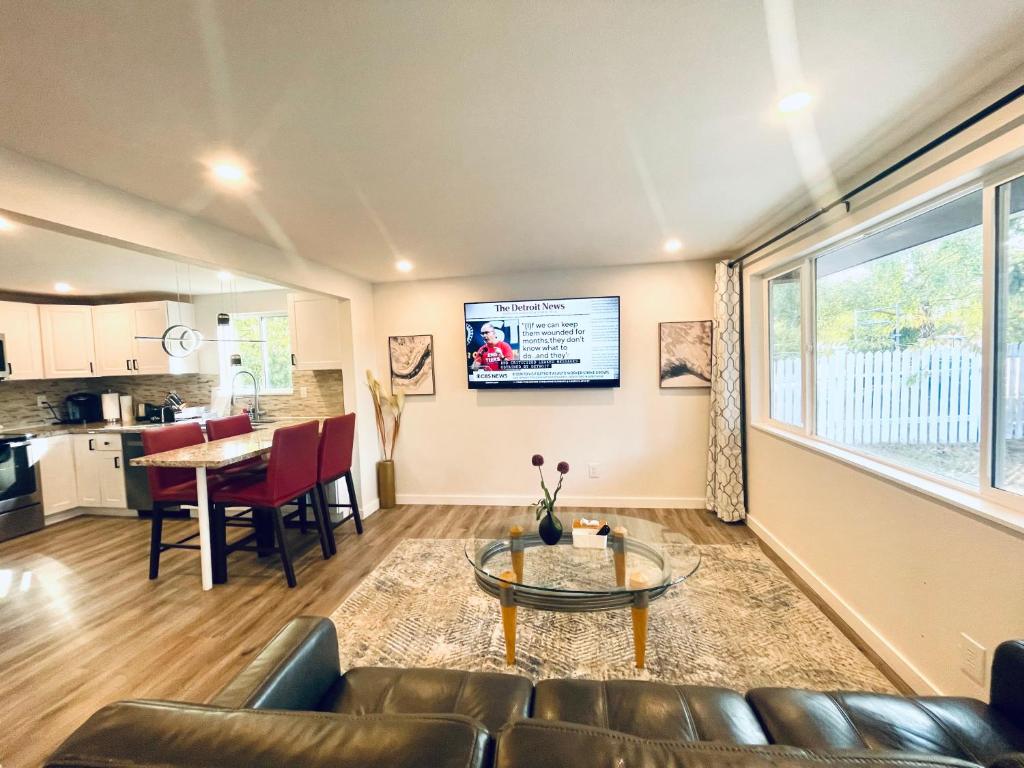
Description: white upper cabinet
xmin=40 ymin=305 xmax=97 ymax=378
xmin=0 ymin=300 xmax=45 ymax=380
xmin=92 ymin=301 xmax=198 ymax=376
xmin=92 ymin=304 xmax=136 ymax=376
xmin=288 ymin=292 xmax=345 ymax=370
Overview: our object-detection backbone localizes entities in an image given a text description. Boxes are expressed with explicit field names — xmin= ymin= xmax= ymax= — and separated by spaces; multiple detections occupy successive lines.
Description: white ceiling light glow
xmin=0 ymin=216 xmax=15 ymax=231
xmin=53 ymin=282 xmax=72 ymax=293
xmin=777 ymin=91 xmax=812 ymax=114
xmin=204 ymin=155 xmax=253 ymax=191
xmin=663 ymin=238 xmax=683 ymax=254
xmin=217 ymin=271 xmax=234 ymax=281
xmin=395 ymin=259 xmax=414 ymax=273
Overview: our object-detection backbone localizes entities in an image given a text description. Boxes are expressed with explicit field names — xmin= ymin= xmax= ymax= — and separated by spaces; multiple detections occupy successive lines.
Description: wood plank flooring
xmin=0 ymin=506 xmax=889 ymax=767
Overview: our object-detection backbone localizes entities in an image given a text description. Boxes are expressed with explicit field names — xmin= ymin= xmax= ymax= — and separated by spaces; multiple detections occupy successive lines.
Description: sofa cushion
xmin=45 ymin=700 xmax=492 ymax=768
xmin=495 ymin=719 xmax=984 ymax=768
xmin=534 ymin=679 xmax=769 ymax=743
xmin=318 ymin=667 xmax=534 ymax=734
xmin=747 ymin=689 xmax=1024 ymax=764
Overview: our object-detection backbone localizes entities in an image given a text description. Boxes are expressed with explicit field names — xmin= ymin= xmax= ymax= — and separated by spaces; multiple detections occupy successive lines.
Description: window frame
xmin=753 ymin=158 xmax=1024 ymax=522
xmin=219 ymin=310 xmax=294 ymax=396
xmin=765 ymin=264 xmax=808 ymax=431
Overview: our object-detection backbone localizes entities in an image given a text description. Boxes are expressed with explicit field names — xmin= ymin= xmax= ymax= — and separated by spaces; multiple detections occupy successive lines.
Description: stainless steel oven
xmin=0 ymin=333 xmax=9 ymax=380
xmin=0 ymin=433 xmax=44 ymax=541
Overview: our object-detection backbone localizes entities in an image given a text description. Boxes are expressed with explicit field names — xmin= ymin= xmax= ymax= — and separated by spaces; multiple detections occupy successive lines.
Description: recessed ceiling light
xmin=213 ymin=163 xmax=246 ymax=183
xmin=777 ymin=91 xmax=812 ymax=114
xmin=54 ymin=282 xmax=72 ymax=293
xmin=0 ymin=216 xmax=15 ymax=231
xmin=663 ymin=238 xmax=683 ymax=254
xmin=217 ymin=271 xmax=234 ymax=281
xmin=395 ymin=259 xmax=414 ymax=273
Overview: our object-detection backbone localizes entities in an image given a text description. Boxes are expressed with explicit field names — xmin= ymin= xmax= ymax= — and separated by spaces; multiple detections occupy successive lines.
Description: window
xmin=994 ymin=176 xmax=1024 ymax=496
xmin=769 ymin=269 xmax=803 ymax=426
xmin=221 ymin=312 xmax=293 ymax=394
xmin=814 ymin=191 xmax=984 ymax=485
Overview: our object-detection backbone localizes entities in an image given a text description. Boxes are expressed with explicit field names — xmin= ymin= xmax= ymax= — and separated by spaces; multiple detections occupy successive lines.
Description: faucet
xmin=230 ymin=369 xmax=267 ymax=423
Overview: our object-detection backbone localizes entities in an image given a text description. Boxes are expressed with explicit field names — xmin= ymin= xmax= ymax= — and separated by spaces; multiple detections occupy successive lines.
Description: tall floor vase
xmin=377 ymin=460 xmax=396 ymax=509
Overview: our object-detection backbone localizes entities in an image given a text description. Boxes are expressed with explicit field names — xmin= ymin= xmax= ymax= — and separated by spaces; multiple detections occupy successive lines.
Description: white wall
xmin=373 ymin=261 xmax=715 ymax=507
xmin=742 ymin=100 xmax=1024 ymax=698
xmin=0 ymin=148 xmax=380 ymax=512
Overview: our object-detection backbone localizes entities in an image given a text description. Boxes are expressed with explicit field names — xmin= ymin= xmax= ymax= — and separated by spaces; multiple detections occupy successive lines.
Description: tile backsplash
xmin=0 ymin=369 xmax=344 ymax=427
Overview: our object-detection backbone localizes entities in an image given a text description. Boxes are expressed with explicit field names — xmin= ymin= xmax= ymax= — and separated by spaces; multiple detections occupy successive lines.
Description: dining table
xmin=130 ymin=420 xmax=315 ymax=591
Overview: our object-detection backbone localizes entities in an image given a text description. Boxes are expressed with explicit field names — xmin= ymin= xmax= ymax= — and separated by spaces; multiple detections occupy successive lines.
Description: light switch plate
xmin=960 ymin=633 xmax=987 ymax=685
xmin=587 ymin=462 xmax=600 ymax=479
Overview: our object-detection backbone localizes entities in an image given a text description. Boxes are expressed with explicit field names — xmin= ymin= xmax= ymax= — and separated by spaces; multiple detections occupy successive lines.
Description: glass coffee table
xmin=465 ymin=513 xmax=700 ymax=669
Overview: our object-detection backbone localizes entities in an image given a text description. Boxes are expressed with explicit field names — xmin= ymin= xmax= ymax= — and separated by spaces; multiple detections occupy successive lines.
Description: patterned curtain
xmin=706 ymin=261 xmax=747 ymax=522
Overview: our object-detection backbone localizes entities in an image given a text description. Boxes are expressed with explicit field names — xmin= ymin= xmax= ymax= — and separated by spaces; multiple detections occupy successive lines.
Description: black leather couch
xmin=46 ymin=616 xmax=1024 ymax=768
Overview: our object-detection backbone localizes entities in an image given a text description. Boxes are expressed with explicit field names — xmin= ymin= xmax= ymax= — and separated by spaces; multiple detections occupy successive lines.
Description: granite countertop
xmin=0 ymin=416 xmax=334 ymax=439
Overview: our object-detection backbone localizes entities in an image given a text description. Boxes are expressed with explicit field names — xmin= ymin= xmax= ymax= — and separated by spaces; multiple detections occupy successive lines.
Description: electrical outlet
xmin=37 ymin=396 xmax=49 ymax=408
xmin=587 ymin=462 xmax=600 ymax=479
xmin=299 ymin=387 xmax=309 ymax=399
xmin=960 ymin=633 xmax=987 ymax=685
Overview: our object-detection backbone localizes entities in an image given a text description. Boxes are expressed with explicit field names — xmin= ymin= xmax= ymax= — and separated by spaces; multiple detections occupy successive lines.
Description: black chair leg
xmin=271 ymin=507 xmax=297 ymax=588
xmin=309 ymin=486 xmax=332 ymax=560
xmin=344 ymin=471 xmax=363 ymax=535
xmin=297 ymin=494 xmax=308 ymax=534
xmin=211 ymin=504 xmax=228 ymax=584
xmin=148 ymin=505 xmax=163 ymax=579
xmin=318 ymin=483 xmax=338 ymax=555
xmin=255 ymin=508 xmax=275 ymax=557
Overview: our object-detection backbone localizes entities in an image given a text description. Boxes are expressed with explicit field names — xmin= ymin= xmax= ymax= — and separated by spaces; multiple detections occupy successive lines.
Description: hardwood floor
xmin=0 ymin=506 xmax=881 ymax=767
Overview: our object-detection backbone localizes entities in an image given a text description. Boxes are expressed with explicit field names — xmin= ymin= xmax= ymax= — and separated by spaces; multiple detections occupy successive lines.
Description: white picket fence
xmin=772 ymin=344 xmax=1024 ymax=445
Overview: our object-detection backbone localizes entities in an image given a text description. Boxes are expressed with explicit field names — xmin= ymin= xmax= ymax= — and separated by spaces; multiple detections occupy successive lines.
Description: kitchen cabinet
xmin=40 ymin=305 xmax=97 ymax=378
xmin=32 ymin=435 xmax=78 ymax=515
xmin=72 ymin=434 xmax=126 ymax=509
xmin=0 ymin=301 xmax=45 ymax=380
xmin=92 ymin=301 xmax=198 ymax=377
xmin=287 ymin=292 xmax=345 ymax=370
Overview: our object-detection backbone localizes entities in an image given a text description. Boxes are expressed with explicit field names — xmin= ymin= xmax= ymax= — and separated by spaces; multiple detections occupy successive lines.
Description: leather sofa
xmin=46 ymin=616 xmax=1024 ymax=768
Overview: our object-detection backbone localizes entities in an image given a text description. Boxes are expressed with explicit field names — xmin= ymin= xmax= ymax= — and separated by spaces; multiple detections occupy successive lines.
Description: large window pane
xmin=769 ymin=269 xmax=802 ymax=426
xmin=227 ymin=313 xmax=293 ymax=393
xmin=815 ymin=191 xmax=983 ymax=484
xmin=994 ymin=176 xmax=1024 ymax=496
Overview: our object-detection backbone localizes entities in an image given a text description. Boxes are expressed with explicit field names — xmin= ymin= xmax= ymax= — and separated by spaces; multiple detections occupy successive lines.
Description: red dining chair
xmin=316 ymin=413 xmax=363 ymax=555
xmin=142 ymin=423 xmax=228 ymax=582
xmin=205 ymin=414 xmax=267 ymax=476
xmin=211 ymin=421 xmax=328 ymax=588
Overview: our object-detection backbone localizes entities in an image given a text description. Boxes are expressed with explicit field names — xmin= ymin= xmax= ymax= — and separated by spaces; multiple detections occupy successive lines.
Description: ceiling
xmin=1 ymin=1 xmax=1022 ymax=283
xmin=0 ymin=222 xmax=280 ymax=297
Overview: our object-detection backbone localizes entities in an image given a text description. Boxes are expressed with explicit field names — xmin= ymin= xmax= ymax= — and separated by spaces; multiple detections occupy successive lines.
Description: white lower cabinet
xmin=32 ymin=435 xmax=78 ymax=515
xmin=72 ymin=434 xmax=126 ymax=509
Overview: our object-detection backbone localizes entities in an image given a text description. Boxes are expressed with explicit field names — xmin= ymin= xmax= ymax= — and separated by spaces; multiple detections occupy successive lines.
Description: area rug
xmin=329 ymin=539 xmax=895 ymax=692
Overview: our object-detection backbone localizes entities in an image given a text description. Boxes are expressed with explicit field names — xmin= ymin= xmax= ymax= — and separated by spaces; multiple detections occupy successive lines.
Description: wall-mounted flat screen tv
xmin=464 ymin=296 xmax=620 ymax=389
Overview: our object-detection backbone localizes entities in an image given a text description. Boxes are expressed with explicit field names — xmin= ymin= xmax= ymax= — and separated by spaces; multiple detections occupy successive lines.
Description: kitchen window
xmin=220 ymin=312 xmax=293 ymax=395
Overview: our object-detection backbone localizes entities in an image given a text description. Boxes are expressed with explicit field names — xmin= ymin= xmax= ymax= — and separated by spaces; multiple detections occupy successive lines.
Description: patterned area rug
xmin=329 ymin=539 xmax=894 ymax=691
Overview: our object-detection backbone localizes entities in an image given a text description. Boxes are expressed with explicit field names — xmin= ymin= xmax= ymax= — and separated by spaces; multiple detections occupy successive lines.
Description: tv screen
xmin=464 ymin=296 xmax=620 ymax=389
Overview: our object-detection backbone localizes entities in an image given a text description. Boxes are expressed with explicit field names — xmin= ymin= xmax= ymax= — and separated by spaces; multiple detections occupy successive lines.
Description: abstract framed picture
xmin=659 ymin=321 xmax=712 ymax=388
xmin=389 ymin=334 xmax=436 ymax=396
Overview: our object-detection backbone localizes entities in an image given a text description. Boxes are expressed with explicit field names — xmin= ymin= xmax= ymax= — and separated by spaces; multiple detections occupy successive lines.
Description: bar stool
xmin=142 ymin=423 xmax=228 ymax=582
xmin=211 ymin=421 xmax=328 ymax=588
xmin=316 ymin=413 xmax=363 ymax=556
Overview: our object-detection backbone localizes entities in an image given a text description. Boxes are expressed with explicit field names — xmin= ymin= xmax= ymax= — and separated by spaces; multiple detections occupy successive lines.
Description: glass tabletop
xmin=465 ymin=513 xmax=700 ymax=596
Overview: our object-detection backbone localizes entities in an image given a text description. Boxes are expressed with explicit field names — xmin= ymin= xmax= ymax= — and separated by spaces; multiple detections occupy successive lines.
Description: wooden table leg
xmin=611 ymin=526 xmax=628 ymax=587
xmin=499 ymin=570 xmax=517 ymax=665
xmin=195 ymin=467 xmax=213 ymax=591
xmin=509 ymin=525 xmax=524 ymax=582
xmin=630 ymin=575 xmax=649 ymax=669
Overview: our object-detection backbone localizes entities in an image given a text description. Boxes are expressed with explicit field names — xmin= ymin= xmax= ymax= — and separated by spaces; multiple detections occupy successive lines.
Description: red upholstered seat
xmin=142 ymin=422 xmax=206 ymax=503
xmin=213 ymin=420 xmax=319 ymax=508
xmin=317 ymin=413 xmax=356 ymax=483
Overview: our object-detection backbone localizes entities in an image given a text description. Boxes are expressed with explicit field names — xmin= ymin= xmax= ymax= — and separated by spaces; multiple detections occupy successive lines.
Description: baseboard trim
xmin=394 ymin=493 xmax=707 ymax=509
xmin=747 ymin=515 xmax=941 ymax=695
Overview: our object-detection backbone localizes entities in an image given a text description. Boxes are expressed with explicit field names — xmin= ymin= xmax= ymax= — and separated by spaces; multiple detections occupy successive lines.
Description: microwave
xmin=0 ymin=333 xmax=8 ymax=380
